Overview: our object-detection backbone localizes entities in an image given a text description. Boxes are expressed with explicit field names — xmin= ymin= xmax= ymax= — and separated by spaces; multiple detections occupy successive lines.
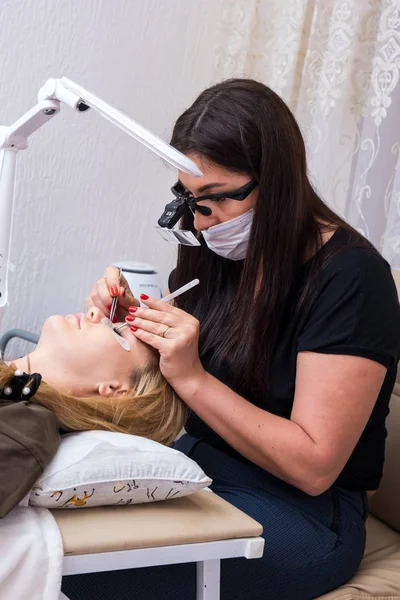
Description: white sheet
xmin=0 ymin=506 xmax=63 ymax=600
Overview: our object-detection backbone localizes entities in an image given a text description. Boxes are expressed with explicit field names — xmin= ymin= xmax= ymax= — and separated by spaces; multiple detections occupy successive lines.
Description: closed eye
xmin=113 ymin=323 xmax=129 ymax=337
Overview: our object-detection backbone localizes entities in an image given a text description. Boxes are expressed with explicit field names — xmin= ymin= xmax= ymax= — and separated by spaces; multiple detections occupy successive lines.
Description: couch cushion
xmin=369 ymin=368 xmax=400 ymax=532
xmin=52 ymin=489 xmax=263 ymax=555
xmin=317 ymin=515 xmax=400 ymax=599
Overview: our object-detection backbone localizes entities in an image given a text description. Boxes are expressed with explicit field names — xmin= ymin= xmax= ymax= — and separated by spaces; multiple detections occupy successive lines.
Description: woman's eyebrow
xmin=197 ymin=182 xmax=226 ymax=194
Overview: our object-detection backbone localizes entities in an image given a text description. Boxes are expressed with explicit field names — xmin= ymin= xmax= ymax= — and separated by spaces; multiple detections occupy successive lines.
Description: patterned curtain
xmin=215 ymin=0 xmax=400 ymax=266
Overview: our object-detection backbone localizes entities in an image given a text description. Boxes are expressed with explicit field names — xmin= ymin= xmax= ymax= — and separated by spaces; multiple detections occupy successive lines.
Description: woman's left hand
xmin=127 ymin=296 xmax=206 ymax=392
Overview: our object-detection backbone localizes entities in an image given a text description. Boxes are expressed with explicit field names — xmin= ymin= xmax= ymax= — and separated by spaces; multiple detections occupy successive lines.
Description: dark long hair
xmin=171 ymin=79 xmax=370 ymax=402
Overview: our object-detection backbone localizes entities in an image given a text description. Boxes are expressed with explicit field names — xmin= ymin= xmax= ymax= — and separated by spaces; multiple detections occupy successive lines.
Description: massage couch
xmin=56 ymin=490 xmax=264 ymax=600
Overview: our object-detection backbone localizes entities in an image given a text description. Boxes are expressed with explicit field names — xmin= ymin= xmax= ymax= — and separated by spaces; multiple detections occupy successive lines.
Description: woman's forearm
xmin=175 ymin=371 xmax=329 ymax=495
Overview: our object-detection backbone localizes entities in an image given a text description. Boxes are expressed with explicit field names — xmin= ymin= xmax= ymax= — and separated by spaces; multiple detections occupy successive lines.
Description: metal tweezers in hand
xmin=109 ymin=267 xmax=122 ymax=323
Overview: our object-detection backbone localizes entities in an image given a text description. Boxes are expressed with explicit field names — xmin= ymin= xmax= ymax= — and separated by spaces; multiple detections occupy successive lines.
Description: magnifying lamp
xmin=0 ymin=77 xmax=203 ymax=311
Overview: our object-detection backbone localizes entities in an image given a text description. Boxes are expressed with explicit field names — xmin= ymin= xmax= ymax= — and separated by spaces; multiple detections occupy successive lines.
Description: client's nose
xmin=87 ymin=306 xmax=106 ymax=323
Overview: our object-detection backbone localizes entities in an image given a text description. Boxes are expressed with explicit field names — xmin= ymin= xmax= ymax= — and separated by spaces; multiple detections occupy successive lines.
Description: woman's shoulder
xmin=312 ymin=230 xmax=400 ymax=349
xmin=321 ymin=229 xmax=395 ymax=294
xmin=297 ymin=229 xmax=400 ymax=366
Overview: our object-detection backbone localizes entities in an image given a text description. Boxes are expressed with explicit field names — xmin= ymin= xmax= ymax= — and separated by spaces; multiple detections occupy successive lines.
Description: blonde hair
xmin=0 ymin=362 xmax=187 ymax=447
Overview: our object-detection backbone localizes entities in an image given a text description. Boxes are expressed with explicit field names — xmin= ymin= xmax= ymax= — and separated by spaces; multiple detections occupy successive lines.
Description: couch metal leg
xmin=196 ymin=559 xmax=221 ymax=600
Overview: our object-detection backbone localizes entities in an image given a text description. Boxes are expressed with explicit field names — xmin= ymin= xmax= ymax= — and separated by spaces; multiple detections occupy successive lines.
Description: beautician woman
xmin=64 ymin=79 xmax=400 ymax=600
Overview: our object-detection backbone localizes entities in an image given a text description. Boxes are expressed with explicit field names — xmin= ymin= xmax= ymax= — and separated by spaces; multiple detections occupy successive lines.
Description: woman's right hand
xmin=86 ymin=266 xmax=140 ymax=322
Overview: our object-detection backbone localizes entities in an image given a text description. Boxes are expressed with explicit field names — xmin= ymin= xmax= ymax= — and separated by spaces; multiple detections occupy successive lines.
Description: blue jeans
xmin=62 ymin=435 xmax=367 ymax=599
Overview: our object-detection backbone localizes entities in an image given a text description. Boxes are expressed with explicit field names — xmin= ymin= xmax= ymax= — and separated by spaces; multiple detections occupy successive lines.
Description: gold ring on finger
xmin=161 ymin=325 xmax=170 ymax=338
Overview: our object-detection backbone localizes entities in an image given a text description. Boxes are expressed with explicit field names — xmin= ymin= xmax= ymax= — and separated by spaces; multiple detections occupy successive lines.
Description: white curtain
xmin=214 ymin=0 xmax=400 ymax=266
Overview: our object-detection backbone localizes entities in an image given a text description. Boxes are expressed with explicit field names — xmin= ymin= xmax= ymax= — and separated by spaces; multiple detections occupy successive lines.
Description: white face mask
xmin=201 ymin=209 xmax=254 ymax=261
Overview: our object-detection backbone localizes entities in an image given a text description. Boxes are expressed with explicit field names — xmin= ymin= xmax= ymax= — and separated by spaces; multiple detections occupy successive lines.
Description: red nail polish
xmin=126 ymin=315 xmax=135 ymax=322
xmin=129 ymin=306 xmax=138 ymax=313
xmin=130 ymin=326 xmax=138 ymax=332
xmin=111 ymin=286 xmax=118 ymax=296
xmin=140 ymin=294 xmax=149 ymax=300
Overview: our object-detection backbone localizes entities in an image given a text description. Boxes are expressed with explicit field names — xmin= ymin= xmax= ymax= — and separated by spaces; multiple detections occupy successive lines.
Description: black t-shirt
xmin=169 ymin=229 xmax=400 ymax=491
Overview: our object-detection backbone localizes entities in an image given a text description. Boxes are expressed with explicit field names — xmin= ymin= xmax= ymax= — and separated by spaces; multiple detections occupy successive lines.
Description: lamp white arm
xmin=0 ymin=99 xmax=61 ymax=309
xmin=39 ymin=78 xmax=203 ymax=176
xmin=0 ymin=78 xmax=202 ymax=312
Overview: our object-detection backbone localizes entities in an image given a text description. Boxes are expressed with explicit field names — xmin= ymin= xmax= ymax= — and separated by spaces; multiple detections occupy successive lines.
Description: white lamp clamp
xmin=0 ymin=77 xmax=202 ymax=311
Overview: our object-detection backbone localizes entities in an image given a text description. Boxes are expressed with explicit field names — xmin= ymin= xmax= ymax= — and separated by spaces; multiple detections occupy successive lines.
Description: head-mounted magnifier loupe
xmin=156 ymin=179 xmax=258 ymax=246
xmin=156 ymin=182 xmax=211 ymax=247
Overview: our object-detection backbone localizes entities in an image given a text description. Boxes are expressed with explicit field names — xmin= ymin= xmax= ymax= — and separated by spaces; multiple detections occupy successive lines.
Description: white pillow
xmin=29 ymin=431 xmax=211 ymax=509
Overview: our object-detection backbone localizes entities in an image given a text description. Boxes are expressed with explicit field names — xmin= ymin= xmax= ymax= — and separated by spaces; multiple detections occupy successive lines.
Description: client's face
xmin=32 ymin=307 xmax=155 ymax=397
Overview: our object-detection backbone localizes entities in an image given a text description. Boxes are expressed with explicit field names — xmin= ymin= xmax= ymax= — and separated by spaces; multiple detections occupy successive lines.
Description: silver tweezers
xmin=109 ymin=267 xmax=122 ymax=323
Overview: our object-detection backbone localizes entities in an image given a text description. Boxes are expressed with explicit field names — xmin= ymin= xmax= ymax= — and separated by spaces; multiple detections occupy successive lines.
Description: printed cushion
xmin=29 ymin=431 xmax=211 ymax=509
